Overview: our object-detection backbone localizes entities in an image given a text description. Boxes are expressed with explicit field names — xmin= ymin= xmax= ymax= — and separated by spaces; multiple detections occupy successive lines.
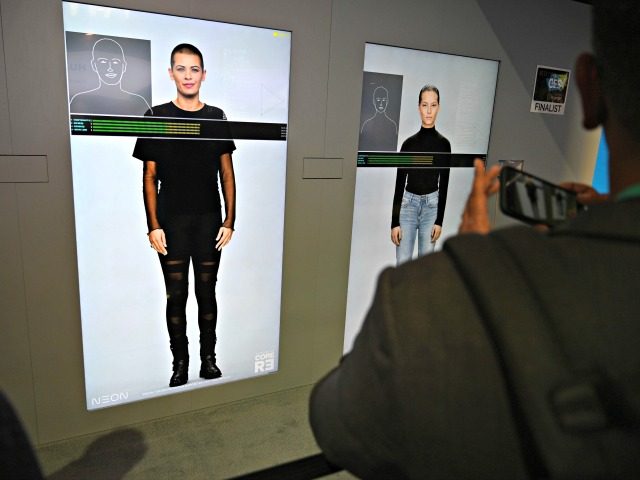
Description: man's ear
xmin=91 ymin=60 xmax=97 ymax=73
xmin=576 ymin=52 xmax=607 ymax=129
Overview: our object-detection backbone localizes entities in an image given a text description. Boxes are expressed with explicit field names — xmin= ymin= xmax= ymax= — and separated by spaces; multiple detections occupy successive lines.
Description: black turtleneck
xmin=391 ymin=127 xmax=451 ymax=228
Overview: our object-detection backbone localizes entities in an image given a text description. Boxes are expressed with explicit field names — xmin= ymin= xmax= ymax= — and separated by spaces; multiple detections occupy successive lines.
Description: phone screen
xmin=499 ymin=167 xmax=581 ymax=226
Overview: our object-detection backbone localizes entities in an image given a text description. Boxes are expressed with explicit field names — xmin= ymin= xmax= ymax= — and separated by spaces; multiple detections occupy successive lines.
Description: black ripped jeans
xmin=158 ymin=212 xmax=222 ymax=361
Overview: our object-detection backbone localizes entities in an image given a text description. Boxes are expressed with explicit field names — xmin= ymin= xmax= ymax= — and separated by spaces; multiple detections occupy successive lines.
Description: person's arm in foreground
xmin=457 ymin=159 xmax=607 ymax=236
xmin=309 ymin=266 xmax=403 ymax=477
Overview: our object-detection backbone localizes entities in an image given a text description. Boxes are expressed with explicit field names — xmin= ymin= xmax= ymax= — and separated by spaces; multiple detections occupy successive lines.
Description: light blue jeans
xmin=396 ymin=190 xmax=439 ymax=265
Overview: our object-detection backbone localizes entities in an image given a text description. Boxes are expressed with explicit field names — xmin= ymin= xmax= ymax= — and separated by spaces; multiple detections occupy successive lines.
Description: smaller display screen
xmin=345 ymin=43 xmax=499 ymax=352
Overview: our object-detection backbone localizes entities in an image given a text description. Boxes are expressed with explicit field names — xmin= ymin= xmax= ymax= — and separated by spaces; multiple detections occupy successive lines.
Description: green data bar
xmin=365 ymin=157 xmax=433 ymax=164
xmin=84 ymin=119 xmax=201 ymax=135
xmin=92 ymin=128 xmax=199 ymax=133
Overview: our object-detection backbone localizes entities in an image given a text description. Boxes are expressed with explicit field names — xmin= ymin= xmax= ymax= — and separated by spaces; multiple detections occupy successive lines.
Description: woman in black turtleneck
xmin=391 ymin=85 xmax=451 ymax=265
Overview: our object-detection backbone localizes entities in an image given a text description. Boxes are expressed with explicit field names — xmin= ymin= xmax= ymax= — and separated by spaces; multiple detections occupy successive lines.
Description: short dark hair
xmin=170 ymin=43 xmax=204 ymax=70
xmin=419 ymin=85 xmax=440 ymax=104
xmin=592 ymin=0 xmax=640 ymax=139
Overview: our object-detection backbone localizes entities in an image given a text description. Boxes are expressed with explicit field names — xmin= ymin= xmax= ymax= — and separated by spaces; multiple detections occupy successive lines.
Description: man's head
xmin=418 ymin=85 xmax=440 ymax=129
xmin=373 ymin=86 xmax=389 ymax=113
xmin=578 ymin=1 xmax=640 ymax=141
xmin=91 ymin=38 xmax=126 ymax=86
xmin=169 ymin=43 xmax=206 ymax=99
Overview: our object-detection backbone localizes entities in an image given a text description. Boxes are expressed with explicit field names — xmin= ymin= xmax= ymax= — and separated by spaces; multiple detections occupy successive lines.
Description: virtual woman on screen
xmin=391 ymin=85 xmax=451 ymax=266
xmin=133 ymin=44 xmax=236 ymax=388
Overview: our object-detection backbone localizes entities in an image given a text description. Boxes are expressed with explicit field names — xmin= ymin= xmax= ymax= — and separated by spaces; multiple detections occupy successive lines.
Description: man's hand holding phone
xmin=459 ymin=158 xmax=501 ymax=235
xmin=559 ymin=182 xmax=609 ymax=205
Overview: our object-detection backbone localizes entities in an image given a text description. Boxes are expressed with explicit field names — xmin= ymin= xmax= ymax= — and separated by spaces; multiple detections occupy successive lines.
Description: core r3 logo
xmin=254 ymin=351 xmax=275 ymax=373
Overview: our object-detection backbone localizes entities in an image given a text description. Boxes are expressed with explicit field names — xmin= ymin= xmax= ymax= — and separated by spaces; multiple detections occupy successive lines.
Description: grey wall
xmin=0 ymin=0 xmax=594 ymax=446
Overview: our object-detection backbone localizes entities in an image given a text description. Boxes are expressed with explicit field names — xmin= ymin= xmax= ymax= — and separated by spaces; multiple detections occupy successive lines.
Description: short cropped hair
xmin=170 ymin=43 xmax=204 ymax=70
xmin=592 ymin=0 xmax=640 ymax=140
xmin=419 ymin=85 xmax=440 ymax=104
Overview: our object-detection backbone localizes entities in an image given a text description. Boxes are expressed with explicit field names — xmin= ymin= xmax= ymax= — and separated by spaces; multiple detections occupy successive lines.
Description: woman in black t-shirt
xmin=133 ymin=44 xmax=235 ymax=388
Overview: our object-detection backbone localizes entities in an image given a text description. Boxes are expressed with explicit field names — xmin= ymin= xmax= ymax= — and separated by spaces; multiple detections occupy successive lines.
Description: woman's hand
xmin=148 ymin=228 xmax=167 ymax=255
xmin=391 ymin=227 xmax=402 ymax=246
xmin=431 ymin=224 xmax=442 ymax=243
xmin=216 ymin=226 xmax=233 ymax=251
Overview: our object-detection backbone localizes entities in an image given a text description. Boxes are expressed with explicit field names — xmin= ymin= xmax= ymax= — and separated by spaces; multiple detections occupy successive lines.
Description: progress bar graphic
xmin=359 ymin=153 xmax=435 ymax=166
xmin=72 ymin=117 xmax=200 ymax=135
xmin=70 ymin=114 xmax=287 ymax=141
xmin=357 ymin=152 xmax=483 ymax=168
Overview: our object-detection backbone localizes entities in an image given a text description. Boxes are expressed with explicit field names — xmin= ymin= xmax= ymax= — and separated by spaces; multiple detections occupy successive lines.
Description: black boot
xmin=200 ymin=354 xmax=222 ymax=379
xmin=168 ymin=325 xmax=189 ymax=387
xmin=199 ymin=326 xmax=222 ymax=379
xmin=169 ymin=352 xmax=189 ymax=387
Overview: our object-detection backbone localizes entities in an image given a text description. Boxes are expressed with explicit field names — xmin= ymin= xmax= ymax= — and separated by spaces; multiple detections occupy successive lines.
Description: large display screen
xmin=345 ymin=43 xmax=499 ymax=351
xmin=62 ymin=2 xmax=291 ymax=409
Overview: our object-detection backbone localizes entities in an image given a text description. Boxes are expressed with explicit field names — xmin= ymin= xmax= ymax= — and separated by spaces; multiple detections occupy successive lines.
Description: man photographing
xmin=310 ymin=1 xmax=640 ymax=478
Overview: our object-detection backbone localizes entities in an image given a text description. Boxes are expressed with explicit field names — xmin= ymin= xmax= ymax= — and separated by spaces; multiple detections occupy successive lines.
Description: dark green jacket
xmin=310 ymin=199 xmax=640 ymax=479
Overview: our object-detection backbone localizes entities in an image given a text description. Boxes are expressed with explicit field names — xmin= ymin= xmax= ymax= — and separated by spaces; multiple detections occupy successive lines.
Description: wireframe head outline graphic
xmin=373 ymin=86 xmax=389 ymax=113
xmin=359 ymin=81 xmax=399 ymax=139
xmin=91 ymin=38 xmax=127 ymax=86
xmin=68 ymin=35 xmax=152 ymax=116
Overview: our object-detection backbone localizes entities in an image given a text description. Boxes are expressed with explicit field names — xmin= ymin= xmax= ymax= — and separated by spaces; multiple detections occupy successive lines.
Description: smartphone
xmin=499 ymin=166 xmax=584 ymax=227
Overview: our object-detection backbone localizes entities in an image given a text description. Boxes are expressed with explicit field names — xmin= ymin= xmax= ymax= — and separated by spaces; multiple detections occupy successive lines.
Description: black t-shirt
xmin=132 ymin=102 xmax=236 ymax=215
xmin=391 ymin=127 xmax=451 ymax=228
